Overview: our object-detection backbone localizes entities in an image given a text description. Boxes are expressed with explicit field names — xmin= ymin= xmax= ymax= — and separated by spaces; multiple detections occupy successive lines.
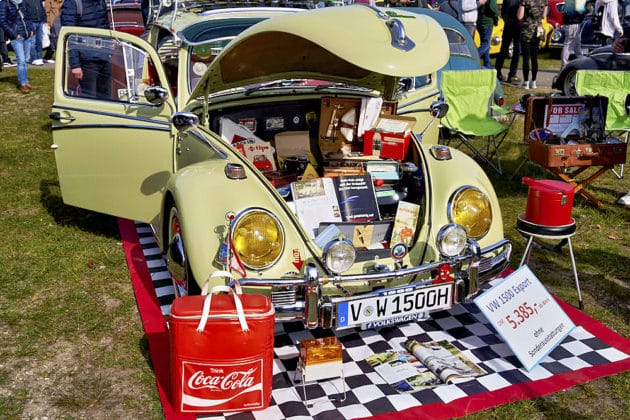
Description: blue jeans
xmin=30 ymin=22 xmax=44 ymax=62
xmin=11 ymin=36 xmax=34 ymax=86
xmin=477 ymin=24 xmax=493 ymax=69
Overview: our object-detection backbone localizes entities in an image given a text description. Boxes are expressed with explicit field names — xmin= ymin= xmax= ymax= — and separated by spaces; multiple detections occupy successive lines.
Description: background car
xmin=552 ymin=44 xmax=630 ymax=94
xmin=399 ymin=8 xmax=505 ymax=108
xmin=50 ymin=4 xmax=511 ymax=330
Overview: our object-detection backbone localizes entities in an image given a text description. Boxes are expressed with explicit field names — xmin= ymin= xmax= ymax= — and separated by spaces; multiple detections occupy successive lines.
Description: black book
xmin=333 ymin=174 xmax=380 ymax=223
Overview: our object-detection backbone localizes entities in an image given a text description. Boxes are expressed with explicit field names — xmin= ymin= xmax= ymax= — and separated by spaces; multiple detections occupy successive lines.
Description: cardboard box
xmin=274 ymin=130 xmax=311 ymax=159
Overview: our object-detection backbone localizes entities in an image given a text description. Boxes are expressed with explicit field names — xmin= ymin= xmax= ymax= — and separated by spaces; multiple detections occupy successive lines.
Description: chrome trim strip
xmin=50 ymin=124 xmax=171 ymax=132
xmin=50 ymin=105 xmax=172 ymax=126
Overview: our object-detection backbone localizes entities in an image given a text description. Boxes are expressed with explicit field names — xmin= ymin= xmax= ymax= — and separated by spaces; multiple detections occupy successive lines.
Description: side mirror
xmin=172 ymin=112 xmax=200 ymax=131
xmin=144 ymin=86 xmax=169 ymax=105
xmin=430 ymin=100 xmax=448 ymax=118
xmin=625 ymin=93 xmax=630 ymax=116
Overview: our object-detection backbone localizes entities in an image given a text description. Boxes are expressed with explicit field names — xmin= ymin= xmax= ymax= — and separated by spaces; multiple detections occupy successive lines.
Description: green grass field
xmin=0 ymin=64 xmax=627 ymax=418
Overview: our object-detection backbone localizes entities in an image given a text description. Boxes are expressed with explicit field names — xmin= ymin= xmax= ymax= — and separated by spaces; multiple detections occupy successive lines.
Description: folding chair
xmin=439 ymin=69 xmax=511 ymax=175
xmin=575 ymin=70 xmax=630 ymax=179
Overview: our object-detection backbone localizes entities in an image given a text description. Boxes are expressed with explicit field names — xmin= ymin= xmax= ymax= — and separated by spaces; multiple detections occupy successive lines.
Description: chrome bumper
xmin=235 ymin=238 xmax=511 ymax=329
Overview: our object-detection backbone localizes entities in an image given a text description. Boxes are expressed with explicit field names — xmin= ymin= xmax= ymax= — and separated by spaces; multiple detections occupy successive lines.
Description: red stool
xmin=516 ymin=215 xmax=583 ymax=310
xmin=517 ymin=178 xmax=583 ymax=309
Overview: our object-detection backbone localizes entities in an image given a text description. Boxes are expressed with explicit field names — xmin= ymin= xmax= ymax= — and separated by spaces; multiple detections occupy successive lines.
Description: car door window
xmin=64 ymin=34 xmax=159 ymax=104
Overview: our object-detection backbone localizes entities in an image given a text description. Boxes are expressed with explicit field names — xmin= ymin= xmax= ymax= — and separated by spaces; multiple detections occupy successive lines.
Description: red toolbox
xmin=169 ymin=282 xmax=275 ymax=415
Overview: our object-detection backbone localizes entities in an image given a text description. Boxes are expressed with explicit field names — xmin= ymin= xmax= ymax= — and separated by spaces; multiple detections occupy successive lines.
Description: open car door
xmin=50 ymin=27 xmax=177 ymax=225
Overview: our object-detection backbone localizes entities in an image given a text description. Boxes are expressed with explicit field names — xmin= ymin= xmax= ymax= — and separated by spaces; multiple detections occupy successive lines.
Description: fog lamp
xmin=437 ymin=224 xmax=467 ymax=257
xmin=323 ymin=239 xmax=356 ymax=274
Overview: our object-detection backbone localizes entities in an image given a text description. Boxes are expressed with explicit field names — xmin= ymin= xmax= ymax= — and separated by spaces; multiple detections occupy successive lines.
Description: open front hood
xmin=189 ymin=5 xmax=449 ymax=101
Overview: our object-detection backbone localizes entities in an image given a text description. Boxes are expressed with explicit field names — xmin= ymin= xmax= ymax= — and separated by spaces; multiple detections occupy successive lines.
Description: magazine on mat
xmin=366 ymin=340 xmax=487 ymax=393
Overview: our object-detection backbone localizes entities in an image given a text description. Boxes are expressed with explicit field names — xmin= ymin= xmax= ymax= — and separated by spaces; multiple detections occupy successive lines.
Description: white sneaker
xmin=45 ymin=59 xmax=55 ymax=64
xmin=529 ymin=80 xmax=537 ymax=89
xmin=31 ymin=59 xmax=44 ymax=66
xmin=520 ymin=81 xmax=530 ymax=90
xmin=617 ymin=192 xmax=630 ymax=207
xmin=3 ymin=62 xmax=16 ymax=68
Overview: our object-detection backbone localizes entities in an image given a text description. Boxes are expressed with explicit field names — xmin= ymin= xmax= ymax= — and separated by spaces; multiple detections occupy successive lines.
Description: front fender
xmin=420 ymin=144 xmax=504 ymax=251
xmin=163 ymin=159 xmax=321 ymax=290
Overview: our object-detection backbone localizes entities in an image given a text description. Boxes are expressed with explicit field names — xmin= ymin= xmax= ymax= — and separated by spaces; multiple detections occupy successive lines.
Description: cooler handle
xmin=201 ymin=270 xmax=243 ymax=295
xmin=197 ymin=285 xmax=250 ymax=333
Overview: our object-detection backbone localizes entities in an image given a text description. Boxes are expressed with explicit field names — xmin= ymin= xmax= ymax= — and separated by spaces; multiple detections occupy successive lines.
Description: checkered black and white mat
xmin=133 ymin=223 xmax=630 ymax=420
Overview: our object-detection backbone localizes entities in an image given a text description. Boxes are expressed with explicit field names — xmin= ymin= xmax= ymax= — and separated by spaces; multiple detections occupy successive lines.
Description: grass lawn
xmin=0 ymin=62 xmax=628 ymax=418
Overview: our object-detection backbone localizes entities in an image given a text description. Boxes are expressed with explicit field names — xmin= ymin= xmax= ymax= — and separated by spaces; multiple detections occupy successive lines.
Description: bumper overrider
xmin=234 ymin=238 xmax=511 ymax=330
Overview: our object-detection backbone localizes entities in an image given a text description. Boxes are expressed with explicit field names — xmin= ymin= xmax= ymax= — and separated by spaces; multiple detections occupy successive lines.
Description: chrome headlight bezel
xmin=447 ymin=186 xmax=493 ymax=240
xmin=437 ymin=224 xmax=468 ymax=257
xmin=322 ymin=239 xmax=356 ymax=274
xmin=231 ymin=208 xmax=285 ymax=270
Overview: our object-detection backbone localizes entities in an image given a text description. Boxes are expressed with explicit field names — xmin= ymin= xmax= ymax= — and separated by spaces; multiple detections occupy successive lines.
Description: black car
xmin=552 ymin=45 xmax=630 ymax=95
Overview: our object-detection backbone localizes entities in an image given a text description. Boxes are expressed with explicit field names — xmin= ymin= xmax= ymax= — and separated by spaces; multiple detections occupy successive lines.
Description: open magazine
xmin=365 ymin=340 xmax=487 ymax=393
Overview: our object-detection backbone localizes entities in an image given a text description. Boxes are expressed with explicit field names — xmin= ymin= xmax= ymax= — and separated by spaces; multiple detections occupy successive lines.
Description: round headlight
xmin=231 ymin=209 xmax=284 ymax=269
xmin=448 ymin=186 xmax=492 ymax=239
xmin=323 ymin=239 xmax=356 ymax=274
xmin=437 ymin=224 xmax=468 ymax=257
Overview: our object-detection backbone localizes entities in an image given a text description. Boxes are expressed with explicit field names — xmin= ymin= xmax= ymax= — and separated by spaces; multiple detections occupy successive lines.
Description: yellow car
xmin=50 ymin=3 xmax=511 ymax=330
xmin=474 ymin=17 xmax=553 ymax=54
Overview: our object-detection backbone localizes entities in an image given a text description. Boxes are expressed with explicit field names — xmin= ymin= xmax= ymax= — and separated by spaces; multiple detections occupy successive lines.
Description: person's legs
xmin=96 ymin=61 xmax=112 ymax=99
xmin=11 ymin=38 xmax=29 ymax=88
xmin=520 ymin=38 xmax=531 ymax=85
xmin=80 ymin=60 xmax=100 ymax=98
xmin=0 ymin=28 xmax=11 ymax=63
xmin=561 ymin=24 xmax=579 ymax=68
xmin=495 ymin=27 xmax=512 ymax=79
xmin=530 ymin=37 xmax=539 ymax=83
xmin=30 ymin=22 xmax=44 ymax=63
xmin=508 ymin=27 xmax=521 ymax=80
xmin=478 ymin=24 xmax=492 ymax=69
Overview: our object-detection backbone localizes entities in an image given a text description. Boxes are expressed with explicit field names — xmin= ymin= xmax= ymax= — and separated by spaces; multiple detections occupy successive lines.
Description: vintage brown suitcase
xmin=524 ymin=95 xmax=628 ymax=168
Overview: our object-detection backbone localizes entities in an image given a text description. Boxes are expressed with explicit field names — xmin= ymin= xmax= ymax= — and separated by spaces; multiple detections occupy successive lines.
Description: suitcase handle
xmin=201 ymin=270 xmax=243 ymax=295
xmin=197 ymin=286 xmax=250 ymax=333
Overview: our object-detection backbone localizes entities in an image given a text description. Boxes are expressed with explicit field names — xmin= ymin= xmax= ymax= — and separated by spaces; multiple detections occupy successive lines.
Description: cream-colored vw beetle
xmin=51 ymin=3 xmax=511 ymax=330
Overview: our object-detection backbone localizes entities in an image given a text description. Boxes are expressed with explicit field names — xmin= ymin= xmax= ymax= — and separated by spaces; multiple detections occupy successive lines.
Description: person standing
xmin=25 ymin=0 xmax=46 ymax=65
xmin=494 ymin=0 xmax=521 ymax=83
xmin=61 ymin=0 xmax=111 ymax=98
xmin=0 ymin=0 xmax=35 ymax=93
xmin=0 ymin=27 xmax=16 ymax=67
xmin=477 ymin=0 xmax=498 ymax=69
xmin=460 ymin=0 xmax=485 ymax=38
xmin=560 ymin=0 xmax=587 ymax=69
xmin=517 ymin=0 xmax=547 ymax=89
xmin=596 ymin=0 xmax=623 ymax=42
xmin=43 ymin=0 xmax=62 ymax=62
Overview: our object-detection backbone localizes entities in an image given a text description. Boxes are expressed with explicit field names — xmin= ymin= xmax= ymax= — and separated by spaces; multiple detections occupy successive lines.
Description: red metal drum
xmin=169 ymin=287 xmax=275 ymax=415
xmin=522 ymin=177 xmax=575 ymax=226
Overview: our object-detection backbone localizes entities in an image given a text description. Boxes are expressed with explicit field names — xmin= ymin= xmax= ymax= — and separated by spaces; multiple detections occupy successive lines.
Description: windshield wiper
xmin=244 ymin=79 xmax=309 ymax=96
xmin=314 ymin=82 xmax=349 ymax=91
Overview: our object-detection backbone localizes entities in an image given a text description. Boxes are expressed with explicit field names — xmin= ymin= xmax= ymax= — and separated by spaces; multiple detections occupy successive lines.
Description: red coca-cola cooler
xmin=169 ymin=278 xmax=275 ymax=415
xmin=522 ymin=177 xmax=575 ymax=226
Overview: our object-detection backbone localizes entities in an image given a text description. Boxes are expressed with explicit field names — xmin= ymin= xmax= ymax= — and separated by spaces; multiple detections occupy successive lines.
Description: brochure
xmin=366 ymin=340 xmax=487 ymax=393
xmin=291 ymin=178 xmax=342 ymax=239
xmin=390 ymin=201 xmax=420 ymax=247
xmin=332 ymin=174 xmax=380 ymax=223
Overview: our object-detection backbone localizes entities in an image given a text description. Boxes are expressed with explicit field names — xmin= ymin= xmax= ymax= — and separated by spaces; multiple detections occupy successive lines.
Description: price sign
xmin=474 ymin=265 xmax=576 ymax=371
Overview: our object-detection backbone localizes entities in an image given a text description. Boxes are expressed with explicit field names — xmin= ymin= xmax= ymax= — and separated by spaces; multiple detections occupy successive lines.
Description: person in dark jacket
xmin=60 ymin=0 xmax=111 ymax=98
xmin=494 ymin=0 xmax=521 ymax=83
xmin=0 ymin=0 xmax=35 ymax=93
xmin=24 ymin=0 xmax=45 ymax=65
xmin=612 ymin=24 xmax=630 ymax=52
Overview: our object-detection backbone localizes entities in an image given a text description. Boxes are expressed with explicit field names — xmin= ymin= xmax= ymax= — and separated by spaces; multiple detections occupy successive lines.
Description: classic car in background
xmin=399 ymin=7 xmax=505 ymax=108
xmin=552 ymin=44 xmax=630 ymax=94
xmin=50 ymin=3 xmax=511 ymax=330
xmin=549 ymin=0 xmax=628 ymax=54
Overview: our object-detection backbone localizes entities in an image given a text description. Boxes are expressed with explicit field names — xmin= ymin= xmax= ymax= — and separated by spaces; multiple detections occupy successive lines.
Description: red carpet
xmin=118 ymin=218 xmax=630 ymax=419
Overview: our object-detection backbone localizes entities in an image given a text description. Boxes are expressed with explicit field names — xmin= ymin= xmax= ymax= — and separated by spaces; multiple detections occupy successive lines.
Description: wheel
xmin=561 ymin=69 xmax=578 ymax=96
xmin=166 ymin=206 xmax=200 ymax=297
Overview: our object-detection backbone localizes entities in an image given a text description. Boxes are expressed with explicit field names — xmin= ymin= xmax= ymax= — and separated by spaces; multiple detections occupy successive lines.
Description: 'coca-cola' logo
xmin=187 ymin=367 xmax=257 ymax=391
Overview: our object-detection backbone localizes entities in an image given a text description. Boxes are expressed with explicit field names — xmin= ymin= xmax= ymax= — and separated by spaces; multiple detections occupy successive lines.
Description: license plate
xmin=336 ymin=283 xmax=453 ymax=329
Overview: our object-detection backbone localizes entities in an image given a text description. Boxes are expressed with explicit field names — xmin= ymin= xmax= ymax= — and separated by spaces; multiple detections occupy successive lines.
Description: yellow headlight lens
xmin=448 ymin=187 xmax=492 ymax=239
xmin=232 ymin=210 xmax=284 ymax=269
